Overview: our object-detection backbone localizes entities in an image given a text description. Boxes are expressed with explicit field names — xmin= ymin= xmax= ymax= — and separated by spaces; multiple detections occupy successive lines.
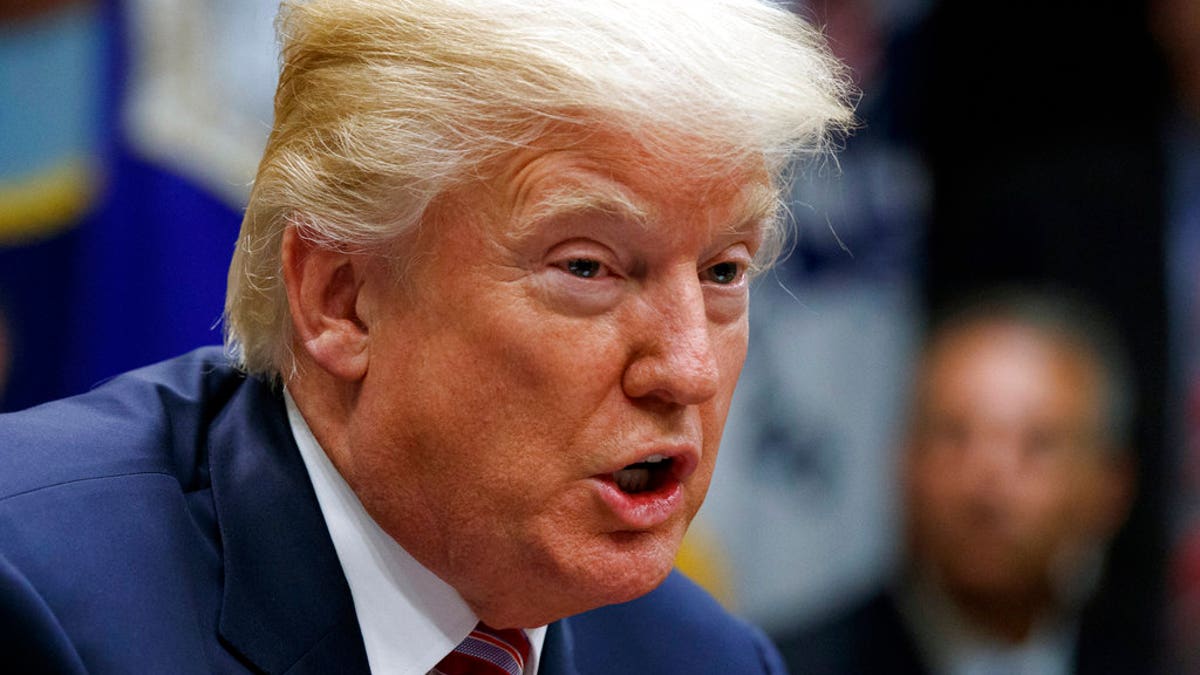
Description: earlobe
xmin=281 ymin=226 xmax=370 ymax=381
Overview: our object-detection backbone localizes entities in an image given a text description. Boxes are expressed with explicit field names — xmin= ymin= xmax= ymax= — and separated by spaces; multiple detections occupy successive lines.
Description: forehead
xmin=919 ymin=322 xmax=1104 ymax=423
xmin=479 ymin=127 xmax=776 ymax=243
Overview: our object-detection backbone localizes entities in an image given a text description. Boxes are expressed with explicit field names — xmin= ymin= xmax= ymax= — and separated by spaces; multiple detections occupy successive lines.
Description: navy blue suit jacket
xmin=0 ymin=348 xmax=785 ymax=674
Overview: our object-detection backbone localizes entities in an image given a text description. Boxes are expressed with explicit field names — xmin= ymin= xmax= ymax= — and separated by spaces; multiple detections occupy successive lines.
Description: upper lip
xmin=598 ymin=443 xmax=701 ymax=483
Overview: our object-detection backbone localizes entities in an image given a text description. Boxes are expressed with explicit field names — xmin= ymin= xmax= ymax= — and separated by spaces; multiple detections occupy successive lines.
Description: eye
xmin=564 ymin=258 xmax=604 ymax=278
xmin=703 ymin=261 xmax=743 ymax=285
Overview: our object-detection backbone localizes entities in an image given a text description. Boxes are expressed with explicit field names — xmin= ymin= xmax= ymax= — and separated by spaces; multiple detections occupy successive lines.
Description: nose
xmin=621 ymin=275 xmax=722 ymax=406
xmin=960 ymin=432 xmax=1021 ymax=498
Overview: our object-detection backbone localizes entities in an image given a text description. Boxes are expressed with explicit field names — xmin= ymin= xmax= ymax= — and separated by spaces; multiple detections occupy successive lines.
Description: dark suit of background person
xmin=0 ymin=348 xmax=785 ymax=674
xmin=775 ymin=589 xmax=1141 ymax=675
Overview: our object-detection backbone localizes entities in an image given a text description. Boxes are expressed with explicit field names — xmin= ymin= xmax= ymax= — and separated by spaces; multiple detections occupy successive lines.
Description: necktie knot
xmin=432 ymin=622 xmax=530 ymax=675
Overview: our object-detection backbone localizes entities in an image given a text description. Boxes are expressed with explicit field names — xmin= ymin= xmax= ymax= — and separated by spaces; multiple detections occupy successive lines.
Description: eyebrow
xmin=512 ymin=183 xmax=649 ymax=237
xmin=515 ymin=178 xmax=778 ymax=238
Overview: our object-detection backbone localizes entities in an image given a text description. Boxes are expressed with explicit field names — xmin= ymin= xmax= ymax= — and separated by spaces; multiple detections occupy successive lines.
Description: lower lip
xmin=591 ymin=475 xmax=684 ymax=529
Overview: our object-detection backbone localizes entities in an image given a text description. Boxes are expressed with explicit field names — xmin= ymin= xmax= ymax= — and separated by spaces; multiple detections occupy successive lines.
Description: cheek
xmin=702 ymin=318 xmax=746 ymax=394
xmin=908 ymin=460 xmax=957 ymax=510
xmin=690 ymin=323 xmax=749 ymax=490
xmin=1015 ymin=460 xmax=1077 ymax=510
xmin=1029 ymin=477 xmax=1095 ymax=539
xmin=406 ymin=313 xmax=632 ymax=474
xmin=714 ymin=318 xmax=750 ymax=399
xmin=723 ymin=316 xmax=750 ymax=361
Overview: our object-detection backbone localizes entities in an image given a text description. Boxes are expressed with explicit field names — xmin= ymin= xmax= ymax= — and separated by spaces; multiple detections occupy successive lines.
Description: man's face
xmin=341 ymin=129 xmax=769 ymax=627
xmin=905 ymin=321 xmax=1126 ymax=607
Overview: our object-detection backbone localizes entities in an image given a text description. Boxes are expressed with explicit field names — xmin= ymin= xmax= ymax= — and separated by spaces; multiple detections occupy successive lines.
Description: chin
xmin=521 ymin=527 xmax=681 ymax=622
xmin=477 ymin=555 xmax=672 ymax=629
xmin=474 ymin=507 xmax=689 ymax=627
xmin=589 ymin=528 xmax=681 ymax=596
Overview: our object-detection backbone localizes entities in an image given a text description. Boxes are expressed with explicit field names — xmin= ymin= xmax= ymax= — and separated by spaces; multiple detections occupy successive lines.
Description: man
xmin=0 ymin=0 xmax=852 ymax=672
xmin=778 ymin=290 xmax=1143 ymax=674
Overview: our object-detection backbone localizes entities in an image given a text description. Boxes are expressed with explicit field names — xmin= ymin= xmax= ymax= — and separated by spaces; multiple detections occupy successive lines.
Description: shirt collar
xmin=284 ymin=389 xmax=547 ymax=673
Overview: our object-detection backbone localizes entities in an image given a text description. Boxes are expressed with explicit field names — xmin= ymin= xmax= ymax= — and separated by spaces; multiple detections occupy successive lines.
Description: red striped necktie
xmin=432 ymin=623 xmax=531 ymax=675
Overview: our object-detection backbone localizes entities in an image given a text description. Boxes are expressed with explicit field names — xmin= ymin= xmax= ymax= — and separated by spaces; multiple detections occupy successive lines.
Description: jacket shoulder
xmin=0 ymin=347 xmax=255 ymax=501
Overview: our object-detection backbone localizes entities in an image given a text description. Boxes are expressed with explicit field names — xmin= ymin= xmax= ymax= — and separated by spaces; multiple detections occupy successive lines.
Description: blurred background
xmin=1 ymin=0 xmax=1194 ymax=670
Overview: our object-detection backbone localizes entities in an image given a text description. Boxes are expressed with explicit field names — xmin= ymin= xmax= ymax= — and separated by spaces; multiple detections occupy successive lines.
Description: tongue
xmin=613 ymin=467 xmax=652 ymax=493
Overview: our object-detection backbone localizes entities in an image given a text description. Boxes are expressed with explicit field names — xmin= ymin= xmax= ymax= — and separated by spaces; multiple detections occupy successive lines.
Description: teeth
xmin=643 ymin=454 xmax=666 ymax=464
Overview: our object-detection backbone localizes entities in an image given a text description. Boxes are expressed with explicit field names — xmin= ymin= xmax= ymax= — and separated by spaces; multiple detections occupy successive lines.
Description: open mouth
xmin=610 ymin=454 xmax=674 ymax=494
xmin=593 ymin=449 xmax=697 ymax=528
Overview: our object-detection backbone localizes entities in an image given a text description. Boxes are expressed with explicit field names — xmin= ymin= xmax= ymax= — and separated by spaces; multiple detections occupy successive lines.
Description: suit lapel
xmin=208 ymin=377 xmax=369 ymax=673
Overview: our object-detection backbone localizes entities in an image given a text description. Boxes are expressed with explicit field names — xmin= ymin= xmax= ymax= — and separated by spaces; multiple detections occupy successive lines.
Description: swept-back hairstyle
xmin=225 ymin=0 xmax=855 ymax=377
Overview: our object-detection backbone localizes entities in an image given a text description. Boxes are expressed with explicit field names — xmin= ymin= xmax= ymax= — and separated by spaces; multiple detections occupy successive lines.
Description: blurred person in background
xmin=905 ymin=1 xmax=1170 ymax=665
xmin=777 ymin=290 xmax=1146 ymax=674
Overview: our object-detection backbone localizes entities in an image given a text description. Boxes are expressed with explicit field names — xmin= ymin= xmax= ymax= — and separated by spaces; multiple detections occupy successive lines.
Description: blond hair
xmin=225 ymin=0 xmax=855 ymax=377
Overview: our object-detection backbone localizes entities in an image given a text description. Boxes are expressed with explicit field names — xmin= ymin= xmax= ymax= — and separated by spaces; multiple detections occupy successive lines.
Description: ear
xmin=281 ymin=226 xmax=369 ymax=381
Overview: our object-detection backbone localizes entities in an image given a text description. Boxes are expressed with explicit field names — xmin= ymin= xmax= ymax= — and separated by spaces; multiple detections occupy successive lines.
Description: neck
xmin=284 ymin=358 xmax=360 ymax=477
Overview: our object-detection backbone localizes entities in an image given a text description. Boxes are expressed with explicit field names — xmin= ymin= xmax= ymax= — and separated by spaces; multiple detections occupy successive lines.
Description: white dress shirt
xmin=285 ymin=390 xmax=547 ymax=674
